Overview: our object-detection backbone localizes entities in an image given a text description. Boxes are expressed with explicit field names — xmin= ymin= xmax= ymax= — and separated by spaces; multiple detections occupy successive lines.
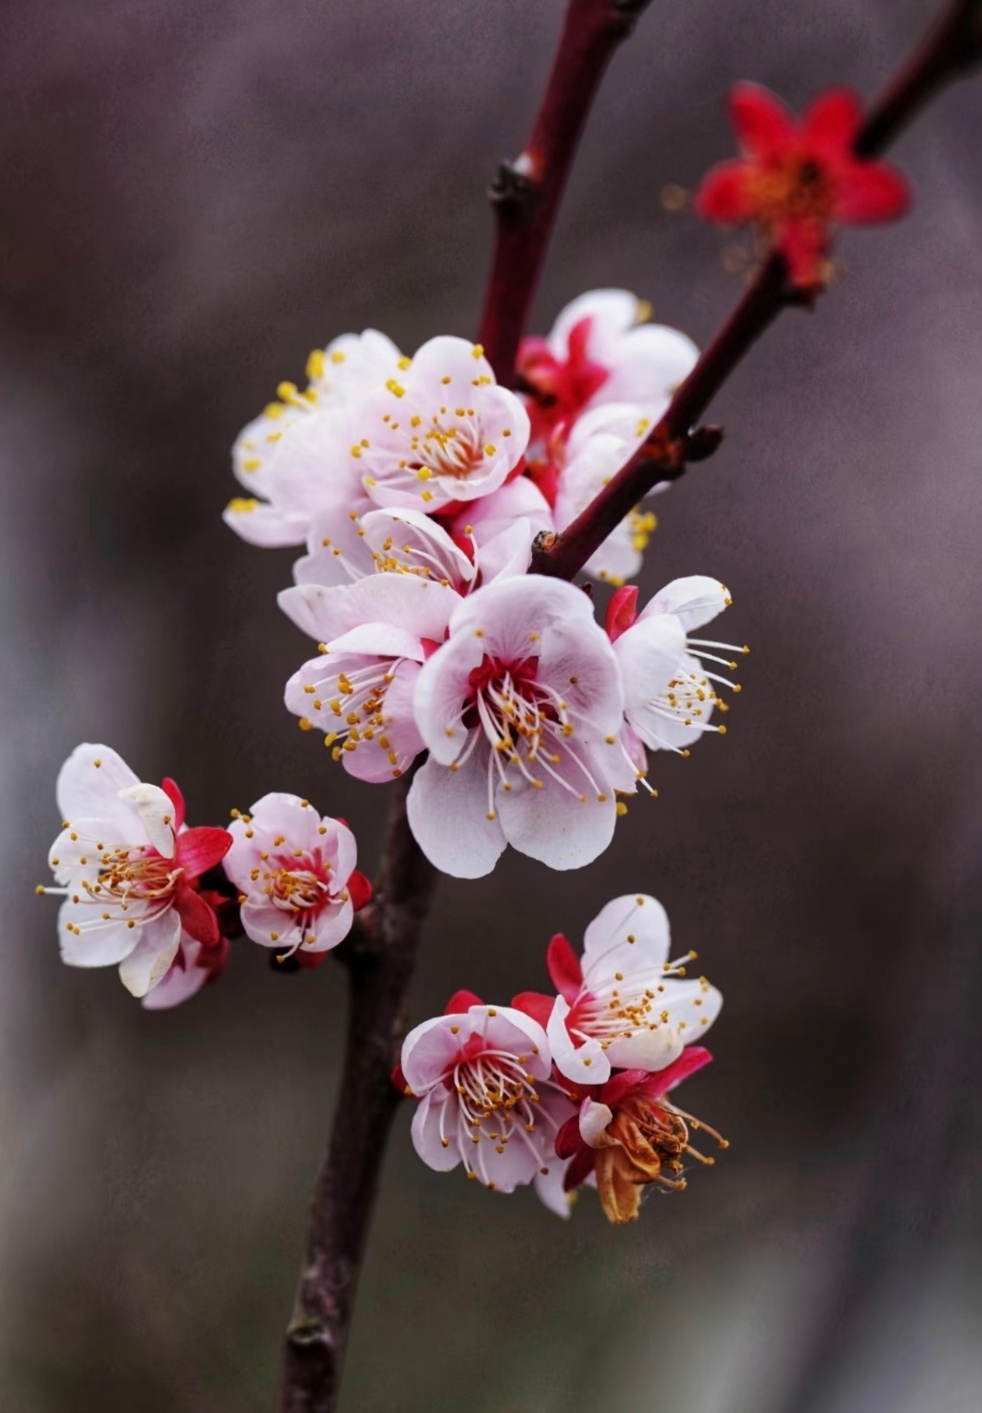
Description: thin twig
xmin=277 ymin=777 xmax=435 ymax=1413
xmin=477 ymin=0 xmax=654 ymax=384
xmin=531 ymin=0 xmax=982 ymax=581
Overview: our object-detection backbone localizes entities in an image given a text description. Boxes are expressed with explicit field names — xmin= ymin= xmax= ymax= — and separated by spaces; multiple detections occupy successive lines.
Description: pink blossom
xmin=224 ymin=793 xmax=370 ymax=958
xmin=554 ymin=1049 xmax=727 ymax=1223
xmin=399 ymin=991 xmax=576 ymax=1202
xmin=606 ymin=577 xmax=747 ymax=781
xmin=281 ymin=573 xmax=460 ymax=782
xmin=518 ymin=289 xmax=698 ymax=445
xmin=344 ymin=336 xmax=530 ymax=512
xmin=225 ymin=330 xmax=404 ymax=547
xmin=406 ymin=576 xmax=626 ymax=877
xmin=514 ymin=893 xmax=722 ymax=1086
xmin=43 ymin=745 xmax=231 ymax=998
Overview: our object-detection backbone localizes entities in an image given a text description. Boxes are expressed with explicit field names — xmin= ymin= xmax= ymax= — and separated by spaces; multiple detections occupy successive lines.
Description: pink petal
xmin=546 ymin=932 xmax=583 ymax=1001
xmin=802 ymin=87 xmax=862 ymax=155
xmin=835 ymin=162 xmax=910 ymax=223
xmin=728 ymin=82 xmax=796 ymax=159
xmin=695 ymin=161 xmax=757 ymax=224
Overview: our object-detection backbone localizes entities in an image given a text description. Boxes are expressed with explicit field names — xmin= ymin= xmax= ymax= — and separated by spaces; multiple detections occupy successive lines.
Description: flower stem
xmin=531 ymin=0 xmax=982 ymax=582
xmin=477 ymin=0 xmax=654 ymax=385
xmin=276 ymin=776 xmax=435 ymax=1413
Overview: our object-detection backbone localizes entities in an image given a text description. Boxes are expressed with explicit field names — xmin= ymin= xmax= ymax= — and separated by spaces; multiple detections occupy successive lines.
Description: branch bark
xmin=477 ymin=0 xmax=653 ymax=384
xmin=277 ymin=777 xmax=435 ymax=1413
xmin=531 ymin=0 xmax=982 ymax=581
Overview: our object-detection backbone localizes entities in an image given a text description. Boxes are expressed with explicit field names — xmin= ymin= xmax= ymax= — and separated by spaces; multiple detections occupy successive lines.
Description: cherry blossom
xmin=399 ymin=991 xmax=576 ymax=1203
xmin=224 ymin=793 xmax=370 ymax=958
xmin=555 ymin=1048 xmax=727 ymax=1223
xmin=225 ymin=329 xmax=404 ymax=546
xmin=697 ymin=84 xmax=909 ymax=293
xmin=606 ymin=576 xmax=747 ymax=778
xmin=517 ymin=289 xmax=698 ymax=444
xmin=407 ymin=576 xmax=626 ymax=877
xmin=281 ymin=573 xmax=460 ymax=782
xmin=43 ymin=744 xmax=231 ymax=998
xmin=513 ymin=893 xmax=722 ymax=1085
xmin=343 ymin=335 xmax=531 ymax=512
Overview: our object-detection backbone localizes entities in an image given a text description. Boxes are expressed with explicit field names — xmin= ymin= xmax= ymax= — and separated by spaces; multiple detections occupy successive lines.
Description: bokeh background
xmin=2 ymin=1 xmax=981 ymax=1409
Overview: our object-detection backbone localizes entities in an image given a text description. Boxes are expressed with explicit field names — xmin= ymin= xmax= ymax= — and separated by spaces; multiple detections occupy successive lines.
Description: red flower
xmin=697 ymin=83 xmax=910 ymax=293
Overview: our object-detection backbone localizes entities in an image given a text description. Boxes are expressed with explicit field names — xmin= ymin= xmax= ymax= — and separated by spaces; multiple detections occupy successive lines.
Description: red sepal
xmin=160 ymin=777 xmax=186 ymax=831
xmin=176 ymin=826 xmax=232 ymax=879
xmin=444 ymin=989 xmax=483 ymax=1015
xmin=605 ymin=585 xmax=639 ymax=643
xmin=511 ymin=991 xmax=555 ymax=1029
xmin=347 ymin=870 xmax=373 ymax=911
xmin=296 ymin=948 xmax=329 ymax=970
xmin=546 ymin=933 xmax=583 ymax=1003
xmin=638 ymin=1046 xmax=713 ymax=1100
xmin=563 ymin=1147 xmax=598 ymax=1193
xmin=174 ymin=885 xmax=220 ymax=947
xmin=391 ymin=1062 xmax=411 ymax=1095
xmin=554 ymin=1112 xmax=584 ymax=1161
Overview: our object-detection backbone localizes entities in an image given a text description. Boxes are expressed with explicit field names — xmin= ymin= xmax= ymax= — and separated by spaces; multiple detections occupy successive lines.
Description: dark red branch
xmin=532 ymin=0 xmax=982 ymax=581
xmin=277 ymin=777 xmax=435 ymax=1413
xmin=477 ymin=0 xmax=653 ymax=384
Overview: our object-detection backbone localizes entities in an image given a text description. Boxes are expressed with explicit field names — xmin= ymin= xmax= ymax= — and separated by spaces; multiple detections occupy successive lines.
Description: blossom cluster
xmin=225 ymin=292 xmax=747 ymax=877
xmin=396 ymin=893 xmax=726 ymax=1224
xmin=40 ymin=745 xmax=371 ymax=1006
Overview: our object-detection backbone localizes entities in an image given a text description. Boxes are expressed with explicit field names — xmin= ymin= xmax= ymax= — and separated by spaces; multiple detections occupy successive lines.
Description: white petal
xmin=56 ymin=744 xmax=139 ymax=834
xmin=548 ymin=996 xmax=610 ymax=1084
xmin=534 ymin=1160 xmax=575 ymax=1218
xmin=549 ymin=289 xmax=640 ymax=356
xmin=142 ymin=942 xmax=211 ymax=1010
xmin=406 ymin=752 xmax=506 ymax=879
xmin=118 ymin=783 xmax=178 ymax=859
xmin=642 ymin=575 xmax=729 ymax=633
xmin=118 ymin=913 xmax=182 ymax=997
xmin=411 ymin=1091 xmax=462 ymax=1172
xmin=58 ymin=903 xmax=141 ymax=968
xmin=613 ymin=614 xmax=686 ymax=709
xmin=582 ymin=893 xmax=671 ymax=973
xmin=402 ymin=1013 xmax=469 ymax=1092
xmin=578 ymin=1098 xmax=614 ymax=1149
xmin=495 ymin=757 xmax=617 ymax=872
xmin=223 ymin=499 xmax=309 ymax=548
xmin=412 ymin=634 xmax=485 ymax=764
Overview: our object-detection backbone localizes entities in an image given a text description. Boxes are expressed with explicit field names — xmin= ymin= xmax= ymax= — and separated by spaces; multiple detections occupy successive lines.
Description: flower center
xmin=413 ymin=414 xmax=485 ymax=481
xmin=301 ymin=657 xmax=406 ymax=777
xmin=92 ymin=845 xmax=181 ymax=903
xmin=265 ymin=866 xmax=332 ymax=914
xmin=749 ymin=153 xmax=836 ymax=228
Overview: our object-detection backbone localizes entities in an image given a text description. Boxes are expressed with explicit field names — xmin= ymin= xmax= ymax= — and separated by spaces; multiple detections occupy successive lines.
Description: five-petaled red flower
xmin=697 ymin=83 xmax=910 ymax=294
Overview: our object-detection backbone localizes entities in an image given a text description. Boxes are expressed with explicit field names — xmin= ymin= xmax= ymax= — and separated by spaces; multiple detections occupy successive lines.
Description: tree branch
xmin=477 ymin=0 xmax=653 ymax=384
xmin=531 ymin=0 xmax=982 ymax=581
xmin=277 ymin=776 xmax=435 ymax=1413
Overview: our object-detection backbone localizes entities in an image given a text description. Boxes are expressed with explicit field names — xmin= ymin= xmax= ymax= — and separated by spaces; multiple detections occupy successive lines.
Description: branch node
xmin=685 ymin=424 xmax=725 ymax=463
xmin=532 ymin=529 xmax=558 ymax=556
xmin=488 ymin=158 xmax=538 ymax=218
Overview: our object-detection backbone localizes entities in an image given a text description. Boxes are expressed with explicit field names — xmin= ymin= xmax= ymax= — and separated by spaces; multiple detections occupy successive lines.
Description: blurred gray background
xmin=2 ymin=1 xmax=981 ymax=1409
